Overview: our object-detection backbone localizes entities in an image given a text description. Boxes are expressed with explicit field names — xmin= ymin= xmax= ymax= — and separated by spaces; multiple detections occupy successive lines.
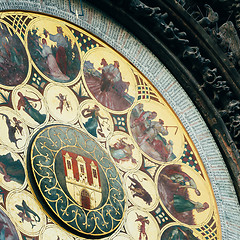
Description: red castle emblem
xmin=62 ymin=150 xmax=102 ymax=209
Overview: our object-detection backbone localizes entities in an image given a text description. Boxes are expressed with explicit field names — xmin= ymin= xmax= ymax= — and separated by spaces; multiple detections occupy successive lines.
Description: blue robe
xmin=23 ymin=97 xmax=46 ymax=124
xmin=84 ymin=110 xmax=98 ymax=137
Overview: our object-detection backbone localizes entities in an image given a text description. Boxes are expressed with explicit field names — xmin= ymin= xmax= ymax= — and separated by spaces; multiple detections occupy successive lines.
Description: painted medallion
xmin=27 ymin=124 xmax=125 ymax=238
xmin=157 ymin=164 xmax=212 ymax=225
xmin=129 ymin=101 xmax=184 ymax=162
xmin=0 ymin=147 xmax=25 ymax=191
xmin=0 ymin=206 xmax=20 ymax=240
xmin=27 ymin=18 xmax=81 ymax=84
xmin=160 ymin=224 xmax=203 ymax=240
xmin=83 ymin=48 xmax=136 ymax=112
xmin=0 ymin=21 xmax=29 ymax=88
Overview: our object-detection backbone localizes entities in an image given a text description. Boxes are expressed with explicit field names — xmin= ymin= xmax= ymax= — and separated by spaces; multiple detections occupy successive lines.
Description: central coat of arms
xmin=27 ymin=124 xmax=125 ymax=238
xmin=62 ymin=150 xmax=102 ymax=209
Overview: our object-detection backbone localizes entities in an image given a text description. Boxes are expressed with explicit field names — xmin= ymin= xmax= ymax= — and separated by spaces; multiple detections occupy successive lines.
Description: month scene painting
xmin=0 ymin=11 xmax=221 ymax=240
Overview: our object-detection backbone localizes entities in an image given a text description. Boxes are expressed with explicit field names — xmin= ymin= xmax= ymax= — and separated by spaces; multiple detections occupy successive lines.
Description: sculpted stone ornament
xmin=202 ymin=67 xmax=222 ymax=85
xmin=175 ymin=0 xmax=186 ymax=7
xmin=118 ymin=0 xmax=189 ymax=45
xmin=183 ymin=46 xmax=211 ymax=70
xmin=197 ymin=4 xmax=219 ymax=29
xmin=230 ymin=115 xmax=240 ymax=140
xmin=128 ymin=0 xmax=161 ymax=16
xmin=218 ymin=21 xmax=240 ymax=66
xmin=220 ymin=100 xmax=240 ymax=148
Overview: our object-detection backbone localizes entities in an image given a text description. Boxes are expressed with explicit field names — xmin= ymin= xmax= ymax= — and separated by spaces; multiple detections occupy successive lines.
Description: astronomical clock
xmin=0 ymin=1 xmax=239 ymax=240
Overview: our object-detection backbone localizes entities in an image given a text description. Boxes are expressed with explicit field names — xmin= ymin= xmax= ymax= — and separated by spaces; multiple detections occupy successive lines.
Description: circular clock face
xmin=0 ymin=11 xmax=220 ymax=240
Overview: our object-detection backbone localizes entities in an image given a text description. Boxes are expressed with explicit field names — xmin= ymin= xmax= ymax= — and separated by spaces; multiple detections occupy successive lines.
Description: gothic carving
xmin=230 ymin=115 xmax=240 ymax=141
xmin=220 ymin=100 xmax=240 ymax=148
xmin=175 ymin=0 xmax=185 ymax=7
xmin=172 ymin=1 xmax=240 ymax=148
xmin=197 ymin=4 xmax=219 ymax=30
xmin=178 ymin=1 xmax=240 ymax=70
xmin=218 ymin=21 xmax=240 ymax=66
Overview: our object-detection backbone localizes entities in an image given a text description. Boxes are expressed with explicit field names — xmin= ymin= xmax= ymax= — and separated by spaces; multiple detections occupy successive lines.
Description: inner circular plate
xmin=27 ymin=124 xmax=125 ymax=238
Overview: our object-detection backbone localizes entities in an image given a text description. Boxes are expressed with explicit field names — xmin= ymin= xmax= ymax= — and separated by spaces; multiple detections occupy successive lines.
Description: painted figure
xmin=131 ymin=104 xmax=177 ymax=161
xmin=145 ymin=119 xmax=169 ymax=142
xmin=84 ymin=58 xmax=134 ymax=111
xmin=110 ymin=137 xmax=137 ymax=164
xmin=82 ymin=105 xmax=109 ymax=138
xmin=0 ymin=153 xmax=25 ymax=185
xmin=0 ymin=23 xmax=28 ymax=86
xmin=132 ymin=110 xmax=157 ymax=134
xmin=161 ymin=170 xmax=201 ymax=196
xmin=113 ymin=62 xmax=130 ymax=96
xmin=28 ymin=24 xmax=80 ymax=83
xmin=170 ymin=195 xmax=209 ymax=213
xmin=136 ymin=117 xmax=170 ymax=146
xmin=98 ymin=58 xmax=127 ymax=94
xmin=45 ymin=27 xmax=68 ymax=74
xmin=162 ymin=226 xmax=200 ymax=240
xmin=37 ymin=38 xmax=69 ymax=81
xmin=12 ymin=117 xmax=23 ymax=135
xmin=0 ymin=113 xmax=22 ymax=148
xmin=135 ymin=213 xmax=149 ymax=240
xmin=17 ymin=91 xmax=46 ymax=124
xmin=0 ymin=209 xmax=19 ymax=240
xmin=128 ymin=175 xmax=152 ymax=205
xmin=56 ymin=93 xmax=72 ymax=113
xmin=15 ymin=200 xmax=40 ymax=229
xmin=98 ymin=58 xmax=112 ymax=92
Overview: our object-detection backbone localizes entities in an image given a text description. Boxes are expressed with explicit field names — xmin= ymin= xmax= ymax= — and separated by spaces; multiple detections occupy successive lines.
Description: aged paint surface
xmin=0 ymin=12 xmax=221 ymax=239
